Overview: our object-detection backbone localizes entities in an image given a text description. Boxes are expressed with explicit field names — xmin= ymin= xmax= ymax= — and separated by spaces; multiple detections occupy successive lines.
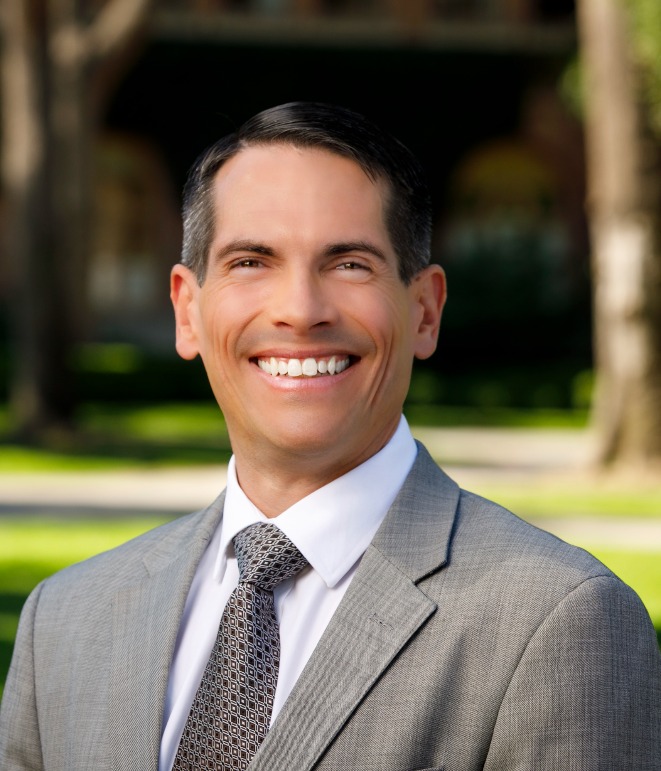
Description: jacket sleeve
xmin=0 ymin=583 xmax=46 ymax=771
xmin=484 ymin=574 xmax=661 ymax=770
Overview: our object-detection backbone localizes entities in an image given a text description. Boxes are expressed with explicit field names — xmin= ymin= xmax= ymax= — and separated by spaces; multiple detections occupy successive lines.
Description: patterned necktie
xmin=173 ymin=522 xmax=308 ymax=771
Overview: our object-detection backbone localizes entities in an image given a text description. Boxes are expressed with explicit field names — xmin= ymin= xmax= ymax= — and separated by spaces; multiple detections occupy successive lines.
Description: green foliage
xmin=626 ymin=0 xmax=661 ymax=134
xmin=405 ymin=404 xmax=588 ymax=429
xmin=564 ymin=0 xmax=661 ymax=136
xmin=406 ymin=364 xmax=594 ymax=414
xmin=71 ymin=343 xmax=143 ymax=375
xmin=559 ymin=54 xmax=585 ymax=121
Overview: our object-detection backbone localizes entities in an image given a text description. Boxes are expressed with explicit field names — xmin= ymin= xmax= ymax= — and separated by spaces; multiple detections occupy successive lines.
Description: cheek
xmin=199 ymin=293 xmax=249 ymax=352
xmin=362 ymin=293 xmax=412 ymax=350
xmin=354 ymin=304 xmax=414 ymax=392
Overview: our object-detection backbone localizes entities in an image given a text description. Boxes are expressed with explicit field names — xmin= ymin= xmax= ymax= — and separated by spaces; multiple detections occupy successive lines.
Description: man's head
xmin=180 ymin=101 xmax=432 ymax=285
xmin=171 ymin=103 xmax=446 ymax=510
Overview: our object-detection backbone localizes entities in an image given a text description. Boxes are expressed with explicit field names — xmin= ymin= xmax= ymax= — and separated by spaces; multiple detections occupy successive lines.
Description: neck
xmin=232 ymin=451 xmax=352 ymax=518
xmin=232 ymin=438 xmax=398 ymax=518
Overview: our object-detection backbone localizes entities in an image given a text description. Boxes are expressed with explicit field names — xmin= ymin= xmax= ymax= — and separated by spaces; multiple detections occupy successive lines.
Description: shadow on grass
xmin=1 ymin=398 xmax=593 ymax=473
xmin=0 ymin=402 xmax=234 ymax=470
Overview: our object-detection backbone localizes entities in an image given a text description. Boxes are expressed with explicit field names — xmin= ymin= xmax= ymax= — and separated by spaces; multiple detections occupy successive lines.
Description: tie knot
xmin=232 ymin=523 xmax=308 ymax=591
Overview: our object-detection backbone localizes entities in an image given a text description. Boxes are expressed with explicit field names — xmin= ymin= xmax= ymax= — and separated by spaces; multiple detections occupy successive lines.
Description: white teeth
xmin=302 ymin=358 xmax=317 ymax=376
xmin=287 ymin=359 xmax=303 ymax=377
xmin=257 ymin=356 xmax=351 ymax=378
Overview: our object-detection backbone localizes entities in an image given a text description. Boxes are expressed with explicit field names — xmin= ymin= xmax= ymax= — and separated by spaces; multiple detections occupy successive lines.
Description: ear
xmin=171 ymin=264 xmax=202 ymax=360
xmin=410 ymin=264 xmax=447 ymax=360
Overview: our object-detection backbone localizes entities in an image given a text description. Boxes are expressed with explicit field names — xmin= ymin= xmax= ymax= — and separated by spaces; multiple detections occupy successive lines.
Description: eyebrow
xmin=323 ymin=241 xmax=388 ymax=262
xmin=215 ymin=240 xmax=275 ymax=259
xmin=214 ymin=239 xmax=389 ymax=263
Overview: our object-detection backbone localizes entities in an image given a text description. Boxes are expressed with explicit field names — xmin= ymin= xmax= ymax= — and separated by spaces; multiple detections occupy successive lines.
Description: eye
xmin=332 ymin=259 xmax=373 ymax=281
xmin=230 ymin=257 xmax=263 ymax=269
xmin=336 ymin=260 xmax=370 ymax=271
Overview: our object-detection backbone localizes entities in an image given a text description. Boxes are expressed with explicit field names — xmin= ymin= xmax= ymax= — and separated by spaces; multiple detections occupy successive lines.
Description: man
xmin=1 ymin=101 xmax=660 ymax=770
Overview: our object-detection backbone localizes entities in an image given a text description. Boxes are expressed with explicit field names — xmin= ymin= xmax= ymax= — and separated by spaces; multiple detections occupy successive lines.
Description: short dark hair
xmin=180 ymin=101 xmax=432 ymax=285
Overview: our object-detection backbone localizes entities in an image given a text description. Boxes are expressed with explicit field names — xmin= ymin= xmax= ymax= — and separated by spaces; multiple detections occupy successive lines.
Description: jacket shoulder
xmin=454 ymin=486 xmax=616 ymax=583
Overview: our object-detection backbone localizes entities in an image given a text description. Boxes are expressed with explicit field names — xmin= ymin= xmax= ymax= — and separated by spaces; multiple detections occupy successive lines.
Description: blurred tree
xmin=576 ymin=0 xmax=661 ymax=468
xmin=0 ymin=0 xmax=152 ymax=441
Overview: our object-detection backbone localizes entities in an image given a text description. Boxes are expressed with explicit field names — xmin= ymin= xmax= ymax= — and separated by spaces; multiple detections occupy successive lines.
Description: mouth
xmin=254 ymin=355 xmax=353 ymax=378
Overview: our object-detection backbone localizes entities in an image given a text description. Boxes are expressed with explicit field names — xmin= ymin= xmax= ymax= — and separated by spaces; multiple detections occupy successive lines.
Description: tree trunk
xmin=1 ymin=0 xmax=76 ymax=439
xmin=576 ymin=0 xmax=661 ymax=468
xmin=1 ymin=0 xmax=152 ymax=442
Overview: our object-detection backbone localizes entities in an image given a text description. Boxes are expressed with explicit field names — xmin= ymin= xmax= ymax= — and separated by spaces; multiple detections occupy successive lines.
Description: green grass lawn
xmin=466 ymin=482 xmax=661 ymax=520
xmin=0 ymin=517 xmax=659 ymax=700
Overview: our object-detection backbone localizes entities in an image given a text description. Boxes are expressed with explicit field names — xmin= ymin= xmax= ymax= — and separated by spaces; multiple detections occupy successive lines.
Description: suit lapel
xmin=250 ymin=444 xmax=460 ymax=771
xmin=108 ymin=497 xmax=225 ymax=771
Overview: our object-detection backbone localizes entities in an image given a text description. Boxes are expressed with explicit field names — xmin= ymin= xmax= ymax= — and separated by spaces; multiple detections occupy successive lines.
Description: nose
xmin=268 ymin=265 xmax=337 ymax=332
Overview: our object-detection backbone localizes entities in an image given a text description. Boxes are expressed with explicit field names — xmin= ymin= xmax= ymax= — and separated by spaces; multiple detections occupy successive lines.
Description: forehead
xmin=210 ymin=143 xmax=390 ymax=228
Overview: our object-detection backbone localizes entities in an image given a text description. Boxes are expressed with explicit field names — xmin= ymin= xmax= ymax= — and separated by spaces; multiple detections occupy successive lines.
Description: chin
xmin=265 ymin=422 xmax=351 ymax=461
xmin=276 ymin=433 xmax=341 ymax=458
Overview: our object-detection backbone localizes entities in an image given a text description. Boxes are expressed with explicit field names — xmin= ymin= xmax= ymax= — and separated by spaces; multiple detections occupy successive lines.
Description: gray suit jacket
xmin=1 ymin=444 xmax=660 ymax=770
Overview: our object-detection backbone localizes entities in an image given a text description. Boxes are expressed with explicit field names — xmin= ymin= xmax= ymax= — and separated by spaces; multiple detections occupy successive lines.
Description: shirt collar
xmin=214 ymin=415 xmax=418 ymax=588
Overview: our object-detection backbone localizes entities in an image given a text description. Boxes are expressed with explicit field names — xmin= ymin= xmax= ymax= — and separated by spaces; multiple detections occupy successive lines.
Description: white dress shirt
xmin=159 ymin=415 xmax=418 ymax=770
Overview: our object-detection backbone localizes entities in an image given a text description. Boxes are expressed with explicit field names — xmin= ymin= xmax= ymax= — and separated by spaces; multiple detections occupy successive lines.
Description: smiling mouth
xmin=255 ymin=355 xmax=352 ymax=377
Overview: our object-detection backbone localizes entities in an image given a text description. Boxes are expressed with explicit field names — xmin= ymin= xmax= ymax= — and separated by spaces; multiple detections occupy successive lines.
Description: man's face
xmin=172 ymin=144 xmax=445 ymax=481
